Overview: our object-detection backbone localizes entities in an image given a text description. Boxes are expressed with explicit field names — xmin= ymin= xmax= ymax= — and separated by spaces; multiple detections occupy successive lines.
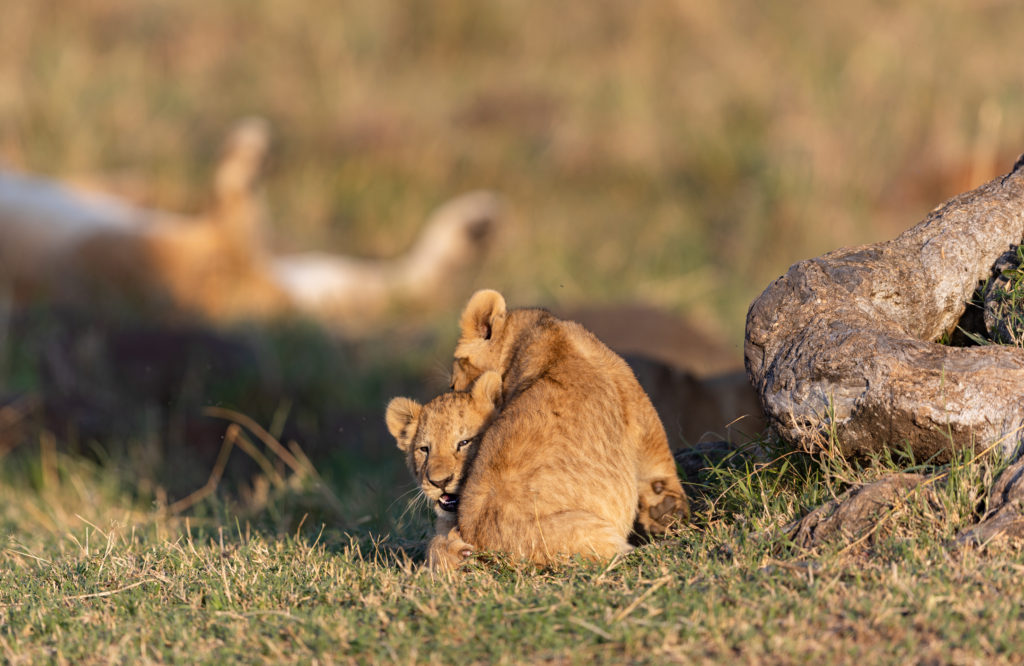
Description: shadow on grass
xmin=0 ymin=303 xmax=463 ymax=554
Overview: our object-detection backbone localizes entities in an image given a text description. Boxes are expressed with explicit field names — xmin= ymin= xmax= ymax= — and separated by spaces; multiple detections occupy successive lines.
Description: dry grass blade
xmin=567 ymin=617 xmax=614 ymax=641
xmin=232 ymin=428 xmax=287 ymax=488
xmin=166 ymin=424 xmax=243 ymax=515
xmin=201 ymin=406 xmax=347 ymax=519
xmin=64 ymin=579 xmax=160 ymax=602
xmin=611 ymin=576 xmax=671 ymax=624
xmin=204 ymin=407 xmax=306 ymax=476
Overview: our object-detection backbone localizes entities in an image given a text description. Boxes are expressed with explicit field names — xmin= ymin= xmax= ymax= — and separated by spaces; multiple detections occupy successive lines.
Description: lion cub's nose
xmin=427 ymin=474 xmax=454 ymax=490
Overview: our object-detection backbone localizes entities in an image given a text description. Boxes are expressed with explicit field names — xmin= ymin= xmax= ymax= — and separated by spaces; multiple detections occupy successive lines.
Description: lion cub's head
xmin=385 ymin=371 xmax=502 ymax=516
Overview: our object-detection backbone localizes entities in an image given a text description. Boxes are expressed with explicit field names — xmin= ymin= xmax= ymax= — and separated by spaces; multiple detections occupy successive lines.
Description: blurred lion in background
xmin=0 ymin=118 xmax=501 ymax=332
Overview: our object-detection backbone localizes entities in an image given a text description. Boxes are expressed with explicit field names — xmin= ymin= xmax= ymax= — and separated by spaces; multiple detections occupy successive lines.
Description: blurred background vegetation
xmin=2 ymin=0 xmax=1024 ymax=536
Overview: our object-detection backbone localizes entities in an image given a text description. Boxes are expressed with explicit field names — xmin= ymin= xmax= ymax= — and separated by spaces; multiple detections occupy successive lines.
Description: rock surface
xmin=745 ymin=158 xmax=1024 ymax=461
xmin=783 ymin=459 xmax=1024 ymax=550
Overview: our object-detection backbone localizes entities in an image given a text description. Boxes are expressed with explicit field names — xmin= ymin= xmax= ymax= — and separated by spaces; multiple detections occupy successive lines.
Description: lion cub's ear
xmin=471 ymin=371 xmax=503 ymax=410
xmin=385 ymin=397 xmax=422 ymax=451
xmin=459 ymin=289 xmax=507 ymax=342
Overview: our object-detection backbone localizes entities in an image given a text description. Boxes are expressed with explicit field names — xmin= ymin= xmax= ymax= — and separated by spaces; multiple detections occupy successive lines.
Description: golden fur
xmin=438 ymin=289 xmax=689 ymax=566
xmin=385 ymin=371 xmax=503 ymax=570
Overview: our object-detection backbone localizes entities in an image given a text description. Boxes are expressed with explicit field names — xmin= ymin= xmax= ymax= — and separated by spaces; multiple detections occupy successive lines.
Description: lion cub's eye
xmin=417 ymin=445 xmax=429 ymax=454
xmin=456 ymin=438 xmax=474 ymax=451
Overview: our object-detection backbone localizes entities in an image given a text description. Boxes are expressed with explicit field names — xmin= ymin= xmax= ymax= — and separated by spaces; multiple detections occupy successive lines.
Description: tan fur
xmin=443 ymin=289 xmax=689 ymax=566
xmin=385 ymin=372 xmax=503 ymax=570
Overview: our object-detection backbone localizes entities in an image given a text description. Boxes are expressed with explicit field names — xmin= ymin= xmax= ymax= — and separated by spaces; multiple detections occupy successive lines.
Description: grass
xmin=4 ymin=428 xmax=1024 ymax=664
xmin=953 ymin=244 xmax=1024 ymax=348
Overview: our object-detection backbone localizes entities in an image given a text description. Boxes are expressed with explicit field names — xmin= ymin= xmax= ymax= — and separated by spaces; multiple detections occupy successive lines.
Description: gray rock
xmin=745 ymin=157 xmax=1024 ymax=462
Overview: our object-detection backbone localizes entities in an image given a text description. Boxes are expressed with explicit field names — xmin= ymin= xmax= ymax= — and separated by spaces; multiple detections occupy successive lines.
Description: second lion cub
xmin=386 ymin=371 xmax=503 ymax=570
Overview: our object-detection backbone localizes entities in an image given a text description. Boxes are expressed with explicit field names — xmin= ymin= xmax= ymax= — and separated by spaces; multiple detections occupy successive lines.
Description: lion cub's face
xmin=385 ymin=372 xmax=502 ymax=516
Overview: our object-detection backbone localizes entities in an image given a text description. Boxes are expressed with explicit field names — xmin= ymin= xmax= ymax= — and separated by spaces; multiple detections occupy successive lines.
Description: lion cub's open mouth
xmin=438 ymin=494 xmax=459 ymax=512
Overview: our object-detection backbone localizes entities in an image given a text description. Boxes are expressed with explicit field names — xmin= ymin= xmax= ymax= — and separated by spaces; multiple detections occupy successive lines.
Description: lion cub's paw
xmin=426 ymin=527 xmax=475 ymax=571
xmin=637 ymin=479 xmax=690 ymax=535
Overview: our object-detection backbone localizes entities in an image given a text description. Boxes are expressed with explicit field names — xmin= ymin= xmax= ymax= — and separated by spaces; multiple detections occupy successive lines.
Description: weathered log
xmin=745 ymin=158 xmax=1024 ymax=461
xmin=785 ymin=474 xmax=930 ymax=549
xmin=783 ymin=459 xmax=1024 ymax=549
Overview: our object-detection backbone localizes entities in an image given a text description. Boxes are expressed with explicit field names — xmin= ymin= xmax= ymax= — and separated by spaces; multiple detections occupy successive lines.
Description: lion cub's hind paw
xmin=637 ymin=479 xmax=690 ymax=535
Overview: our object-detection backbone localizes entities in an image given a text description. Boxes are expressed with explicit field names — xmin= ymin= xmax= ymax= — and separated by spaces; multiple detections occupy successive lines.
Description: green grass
xmin=3 ymin=431 xmax=1023 ymax=663
xmin=953 ymin=244 xmax=1024 ymax=348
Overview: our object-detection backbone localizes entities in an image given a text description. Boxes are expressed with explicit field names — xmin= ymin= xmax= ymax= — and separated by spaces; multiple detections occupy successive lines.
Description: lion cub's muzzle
xmin=427 ymin=473 xmax=460 ymax=512
xmin=438 ymin=493 xmax=459 ymax=513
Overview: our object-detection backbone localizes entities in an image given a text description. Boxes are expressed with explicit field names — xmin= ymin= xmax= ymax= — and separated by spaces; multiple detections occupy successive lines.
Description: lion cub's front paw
xmin=637 ymin=479 xmax=690 ymax=535
xmin=426 ymin=527 xmax=475 ymax=571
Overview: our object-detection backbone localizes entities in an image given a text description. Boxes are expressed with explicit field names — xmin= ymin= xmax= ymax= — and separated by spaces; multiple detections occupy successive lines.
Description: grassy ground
xmin=3 ymin=437 xmax=1023 ymax=664
xmin=5 ymin=1 xmax=1024 ymax=663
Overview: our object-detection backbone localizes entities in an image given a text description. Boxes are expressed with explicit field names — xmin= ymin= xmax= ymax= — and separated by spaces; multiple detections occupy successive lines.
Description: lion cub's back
xmin=560 ymin=316 xmax=668 ymax=445
xmin=457 ymin=319 xmax=645 ymax=550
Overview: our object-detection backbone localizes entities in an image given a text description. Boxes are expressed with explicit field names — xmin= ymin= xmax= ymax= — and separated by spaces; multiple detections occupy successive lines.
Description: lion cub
xmin=386 ymin=371 xmax=502 ymax=570
xmin=450 ymin=290 xmax=690 ymax=552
